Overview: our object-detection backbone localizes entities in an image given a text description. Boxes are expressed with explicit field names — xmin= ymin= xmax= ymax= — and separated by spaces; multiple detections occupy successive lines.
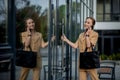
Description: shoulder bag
xmin=16 ymin=45 xmax=37 ymax=68
xmin=79 ymin=47 xmax=100 ymax=69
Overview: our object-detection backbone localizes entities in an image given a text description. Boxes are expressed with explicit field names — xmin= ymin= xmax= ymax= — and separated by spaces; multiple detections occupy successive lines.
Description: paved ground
xmin=15 ymin=57 xmax=120 ymax=80
xmin=1 ymin=60 xmax=120 ymax=80
xmin=0 ymin=47 xmax=120 ymax=80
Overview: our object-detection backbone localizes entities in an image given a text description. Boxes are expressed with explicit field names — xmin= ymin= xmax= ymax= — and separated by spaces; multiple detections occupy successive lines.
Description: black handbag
xmin=79 ymin=47 xmax=100 ymax=69
xmin=16 ymin=46 xmax=37 ymax=68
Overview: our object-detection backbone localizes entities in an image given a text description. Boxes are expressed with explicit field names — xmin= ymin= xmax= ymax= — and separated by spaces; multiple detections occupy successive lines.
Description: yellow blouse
xmin=20 ymin=31 xmax=45 ymax=57
xmin=75 ymin=30 xmax=98 ymax=52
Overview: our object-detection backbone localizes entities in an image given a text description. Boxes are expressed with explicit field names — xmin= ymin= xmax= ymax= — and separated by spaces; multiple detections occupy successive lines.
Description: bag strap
xmin=84 ymin=43 xmax=95 ymax=52
xmin=84 ymin=47 xmax=88 ymax=52
xmin=28 ymin=45 xmax=32 ymax=51
xmin=22 ymin=43 xmax=32 ymax=51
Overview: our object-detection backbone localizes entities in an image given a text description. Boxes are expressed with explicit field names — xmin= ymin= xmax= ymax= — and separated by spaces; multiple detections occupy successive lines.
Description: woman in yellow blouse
xmin=61 ymin=17 xmax=99 ymax=80
xmin=19 ymin=17 xmax=54 ymax=80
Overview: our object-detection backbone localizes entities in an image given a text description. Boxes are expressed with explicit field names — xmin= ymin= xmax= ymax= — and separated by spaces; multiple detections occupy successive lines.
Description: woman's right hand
xmin=61 ymin=34 xmax=67 ymax=42
xmin=61 ymin=34 xmax=77 ymax=48
xmin=27 ymin=28 xmax=32 ymax=36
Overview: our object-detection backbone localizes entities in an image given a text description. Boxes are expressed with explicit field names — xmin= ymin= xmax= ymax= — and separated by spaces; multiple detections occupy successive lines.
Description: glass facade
xmin=0 ymin=0 xmax=8 ymax=44
xmin=1 ymin=0 xmax=120 ymax=80
xmin=15 ymin=0 xmax=95 ymax=80
xmin=16 ymin=0 xmax=49 ymax=48
xmin=0 ymin=0 xmax=95 ymax=80
xmin=80 ymin=0 xmax=94 ymax=30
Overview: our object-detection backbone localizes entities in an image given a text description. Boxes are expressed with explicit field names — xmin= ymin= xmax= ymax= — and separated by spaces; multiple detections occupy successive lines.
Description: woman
xmin=19 ymin=17 xmax=54 ymax=80
xmin=61 ymin=17 xmax=99 ymax=80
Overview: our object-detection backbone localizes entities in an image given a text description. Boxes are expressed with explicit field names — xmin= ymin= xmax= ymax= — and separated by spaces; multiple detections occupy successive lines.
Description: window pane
xmin=15 ymin=0 xmax=50 ymax=79
xmin=105 ymin=0 xmax=111 ymax=21
xmin=114 ymin=38 xmax=120 ymax=53
xmin=0 ymin=0 xmax=8 ymax=44
xmin=105 ymin=14 xmax=111 ymax=21
xmin=97 ymin=0 xmax=103 ymax=21
xmin=97 ymin=0 xmax=120 ymax=21
xmin=104 ymin=38 xmax=111 ymax=55
xmin=15 ymin=0 xmax=49 ymax=48
xmin=112 ymin=0 xmax=120 ymax=21
xmin=105 ymin=0 xmax=110 ymax=13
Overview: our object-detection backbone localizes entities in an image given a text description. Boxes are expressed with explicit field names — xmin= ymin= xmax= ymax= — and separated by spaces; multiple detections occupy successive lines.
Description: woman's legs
xmin=33 ymin=67 xmax=41 ymax=80
xmin=88 ymin=69 xmax=99 ymax=80
xmin=32 ymin=57 xmax=42 ymax=80
xmin=79 ymin=69 xmax=87 ymax=80
xmin=19 ymin=57 xmax=42 ymax=80
xmin=79 ymin=69 xmax=99 ymax=80
xmin=19 ymin=67 xmax=30 ymax=80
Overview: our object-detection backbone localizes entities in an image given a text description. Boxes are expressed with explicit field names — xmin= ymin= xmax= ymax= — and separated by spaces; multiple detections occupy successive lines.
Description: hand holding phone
xmin=85 ymin=28 xmax=88 ymax=32
xmin=29 ymin=29 xmax=32 ymax=32
xmin=27 ymin=28 xmax=32 ymax=36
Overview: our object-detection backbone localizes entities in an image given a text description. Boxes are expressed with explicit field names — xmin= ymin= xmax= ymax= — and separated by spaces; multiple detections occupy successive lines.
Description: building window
xmin=98 ymin=30 xmax=120 ymax=54
xmin=0 ymin=0 xmax=8 ymax=44
xmin=97 ymin=0 xmax=120 ymax=21
xmin=111 ymin=0 xmax=120 ymax=21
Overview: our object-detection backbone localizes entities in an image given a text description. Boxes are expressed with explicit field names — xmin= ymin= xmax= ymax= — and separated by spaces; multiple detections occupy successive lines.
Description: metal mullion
xmin=83 ymin=3 xmax=85 ymax=28
xmin=86 ymin=0 xmax=88 ymax=17
xmin=103 ymin=0 xmax=106 ymax=21
xmin=81 ymin=1 xmax=84 ymax=30
xmin=9 ymin=0 xmax=16 ymax=80
xmin=65 ymin=0 xmax=70 ymax=80
xmin=69 ymin=0 xmax=73 ymax=80
xmin=111 ymin=0 xmax=113 ymax=21
xmin=91 ymin=0 xmax=94 ymax=17
xmin=55 ymin=0 xmax=59 ymax=79
xmin=75 ymin=0 xmax=78 ymax=80
xmin=48 ymin=0 xmax=53 ymax=80
xmin=81 ymin=0 xmax=94 ymax=14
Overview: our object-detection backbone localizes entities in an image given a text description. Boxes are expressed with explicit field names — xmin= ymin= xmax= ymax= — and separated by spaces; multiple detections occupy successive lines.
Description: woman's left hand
xmin=51 ymin=35 xmax=56 ymax=42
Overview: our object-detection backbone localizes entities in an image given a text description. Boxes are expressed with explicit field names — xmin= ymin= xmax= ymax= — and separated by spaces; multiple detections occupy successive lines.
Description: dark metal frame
xmin=0 ymin=0 xmax=16 ymax=80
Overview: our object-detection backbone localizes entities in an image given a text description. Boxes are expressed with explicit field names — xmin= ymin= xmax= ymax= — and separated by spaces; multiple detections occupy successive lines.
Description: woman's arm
xmin=21 ymin=32 xmax=31 ymax=48
xmin=61 ymin=34 xmax=78 ymax=49
xmin=41 ymin=36 xmax=55 ymax=48
xmin=41 ymin=41 xmax=48 ymax=48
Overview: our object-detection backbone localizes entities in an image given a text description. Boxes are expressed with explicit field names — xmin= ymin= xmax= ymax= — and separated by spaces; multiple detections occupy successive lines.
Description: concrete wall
xmin=94 ymin=22 xmax=120 ymax=30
